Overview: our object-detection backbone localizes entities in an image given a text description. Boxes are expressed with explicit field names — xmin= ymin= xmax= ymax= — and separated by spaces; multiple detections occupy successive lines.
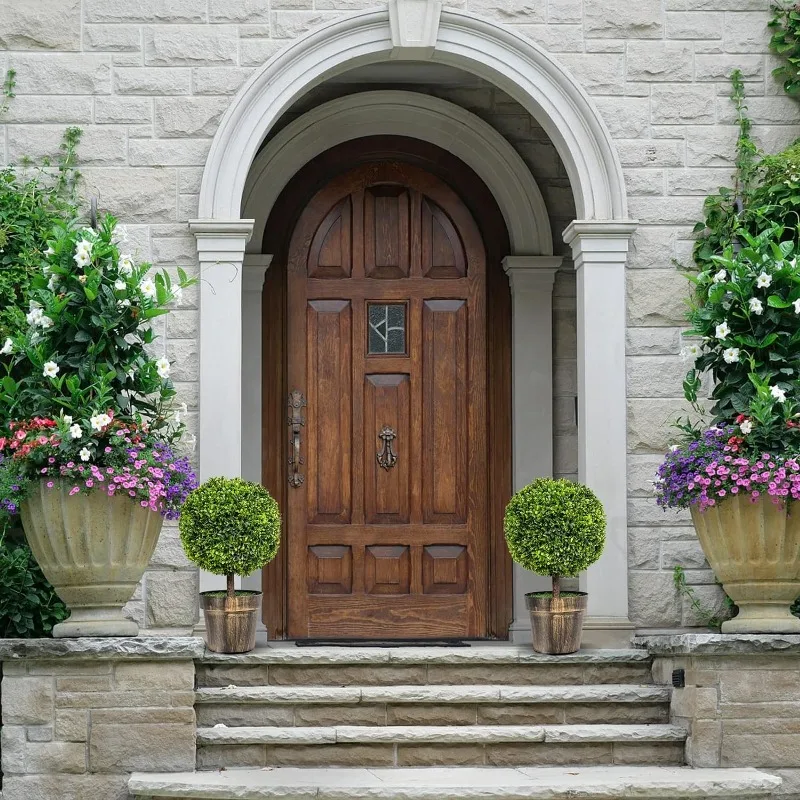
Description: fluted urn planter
xmin=691 ymin=494 xmax=800 ymax=633
xmin=20 ymin=480 xmax=163 ymax=638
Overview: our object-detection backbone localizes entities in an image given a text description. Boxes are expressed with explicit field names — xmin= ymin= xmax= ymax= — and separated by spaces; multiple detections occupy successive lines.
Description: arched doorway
xmin=260 ymin=138 xmax=513 ymax=639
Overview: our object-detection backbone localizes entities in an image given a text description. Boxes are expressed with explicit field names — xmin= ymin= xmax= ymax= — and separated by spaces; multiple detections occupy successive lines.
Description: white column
xmin=503 ymin=255 xmax=563 ymax=643
xmin=564 ymin=220 xmax=637 ymax=646
xmin=189 ymin=219 xmax=254 ymax=594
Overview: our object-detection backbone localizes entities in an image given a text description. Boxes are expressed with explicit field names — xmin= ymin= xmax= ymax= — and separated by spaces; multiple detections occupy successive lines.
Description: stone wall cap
xmin=0 ymin=636 xmax=205 ymax=661
xmin=633 ymin=633 xmax=800 ymax=657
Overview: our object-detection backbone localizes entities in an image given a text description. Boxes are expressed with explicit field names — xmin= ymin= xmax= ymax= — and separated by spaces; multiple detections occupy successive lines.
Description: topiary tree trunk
xmin=227 ymin=573 xmax=235 ymax=599
xmin=552 ymin=574 xmax=561 ymax=600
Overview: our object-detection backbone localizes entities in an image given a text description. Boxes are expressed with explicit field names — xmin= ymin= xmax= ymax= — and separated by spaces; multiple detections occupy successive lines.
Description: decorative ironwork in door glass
xmin=368 ymin=303 xmax=406 ymax=355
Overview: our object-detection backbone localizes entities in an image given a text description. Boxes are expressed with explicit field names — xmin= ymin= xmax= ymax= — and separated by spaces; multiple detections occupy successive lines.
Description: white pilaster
xmin=503 ymin=255 xmax=563 ymax=643
xmin=564 ymin=220 xmax=637 ymax=645
xmin=190 ymin=219 xmax=254 ymax=594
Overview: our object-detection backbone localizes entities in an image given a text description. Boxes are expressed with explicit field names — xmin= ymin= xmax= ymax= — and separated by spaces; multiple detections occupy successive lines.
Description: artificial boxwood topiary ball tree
xmin=503 ymin=478 xmax=605 ymax=598
xmin=179 ymin=477 xmax=281 ymax=599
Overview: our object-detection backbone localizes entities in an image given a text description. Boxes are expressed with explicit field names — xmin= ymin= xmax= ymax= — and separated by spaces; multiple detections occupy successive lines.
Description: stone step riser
xmin=197 ymin=701 xmax=670 ymax=728
xmin=195 ymin=663 xmax=654 ymax=688
xmin=195 ymin=740 xmax=686 ymax=769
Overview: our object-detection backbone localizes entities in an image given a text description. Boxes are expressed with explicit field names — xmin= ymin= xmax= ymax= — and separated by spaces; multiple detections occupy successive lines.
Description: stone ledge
xmin=128 ymin=766 xmax=781 ymax=799
xmin=0 ymin=636 xmax=205 ymax=661
xmin=633 ymin=633 xmax=800 ymax=657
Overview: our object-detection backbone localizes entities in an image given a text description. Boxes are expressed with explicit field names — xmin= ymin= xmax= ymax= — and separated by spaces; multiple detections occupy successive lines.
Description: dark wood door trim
xmin=261 ymin=136 xmax=512 ymax=639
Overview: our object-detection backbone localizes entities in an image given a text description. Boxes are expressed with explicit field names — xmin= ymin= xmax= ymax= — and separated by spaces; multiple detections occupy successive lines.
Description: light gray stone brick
xmin=629 ymin=570 xmax=682 ymax=627
xmin=0 ymin=0 xmax=81 ymax=50
xmin=155 ymin=97 xmax=229 ymax=138
xmin=272 ymin=11 xmax=343 ymax=38
xmin=667 ymin=167 xmax=735 ymax=195
xmin=114 ymin=661 xmax=194 ymax=691
xmin=84 ymin=0 xmax=206 ymax=23
xmin=209 ymin=0 xmax=271 ymax=21
xmin=666 ymin=0 xmax=767 ymax=8
xmin=26 ymin=727 xmax=53 ymax=743
xmin=509 ymin=23 xmax=584 ymax=52
xmin=94 ymin=97 xmax=153 ymax=124
xmin=191 ymin=67 xmax=253 ymax=95
xmin=628 ymin=226 xmax=683 ymax=269
xmin=83 ymin=167 xmax=177 ymax=223
xmin=558 ymin=53 xmax=624 ymax=95
xmin=128 ymin=138 xmax=210 ymax=166
xmin=626 ymin=42 xmax=693 ymax=82
xmin=2 ymin=677 xmax=54 ymax=725
xmin=661 ymin=539 xmax=707 ymax=569
xmin=626 ymin=327 xmax=682 ymax=355
xmin=616 ymin=140 xmax=684 ymax=168
xmin=240 ymin=38 xmax=286 ymax=66
xmin=1 ymin=726 xmax=26 ymax=774
xmin=150 ymin=525 xmax=194 ymax=569
xmin=465 ymin=0 xmax=546 ymax=24
xmin=694 ymin=54 xmax=765 ymax=81
xmin=25 ymin=742 xmax=86 ymax=774
xmin=628 ymin=196 xmax=705 ymax=225
xmin=145 ymin=570 xmax=198 ymax=627
xmin=628 ymin=528 xmax=662 ymax=569
xmin=83 ymin=24 xmax=142 ymax=52
xmin=89 ymin=720 xmax=194 ymax=772
xmin=9 ymin=54 xmax=111 ymax=95
xmin=115 ymin=67 xmax=192 ymax=94
xmin=685 ymin=126 xmax=739 ymax=166
xmin=547 ymin=0 xmax=581 ymax=23
xmin=651 ymin=86 xmax=716 ymax=125
xmin=2 ymin=775 xmax=129 ymax=800
xmin=624 ymin=168 xmax=665 ymax=196
xmin=627 ymin=355 xmax=687 ymax=398
xmin=145 ymin=25 xmax=238 ymax=66
xmin=585 ymin=0 xmax=663 ymax=38
xmin=629 ymin=497 xmax=690 ymax=527
xmin=55 ymin=710 xmax=88 ymax=743
xmin=627 ymin=398 xmax=691 ymax=452
xmin=666 ymin=11 xmax=724 ymax=39
xmin=7 ymin=126 xmax=127 ymax=166
xmin=718 ymin=96 xmax=800 ymax=125
xmin=723 ymin=11 xmax=770 ymax=54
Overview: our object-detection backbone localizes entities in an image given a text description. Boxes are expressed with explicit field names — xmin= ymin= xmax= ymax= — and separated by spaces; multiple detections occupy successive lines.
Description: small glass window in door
xmin=368 ymin=303 xmax=406 ymax=355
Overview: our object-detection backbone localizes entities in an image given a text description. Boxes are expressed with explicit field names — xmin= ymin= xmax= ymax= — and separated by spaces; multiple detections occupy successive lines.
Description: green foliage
xmin=770 ymin=3 xmax=800 ymax=96
xmin=0 ymin=526 xmax=69 ymax=637
xmin=672 ymin=566 xmax=735 ymax=631
xmin=503 ymin=478 xmax=605 ymax=579
xmin=179 ymin=477 xmax=281 ymax=578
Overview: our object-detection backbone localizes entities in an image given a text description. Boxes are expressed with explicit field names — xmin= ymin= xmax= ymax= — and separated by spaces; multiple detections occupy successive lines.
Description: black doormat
xmin=294 ymin=638 xmax=470 ymax=647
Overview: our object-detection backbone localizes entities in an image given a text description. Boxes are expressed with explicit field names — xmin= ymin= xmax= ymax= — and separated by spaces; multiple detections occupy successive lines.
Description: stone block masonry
xmin=0 ymin=638 xmax=199 ymax=800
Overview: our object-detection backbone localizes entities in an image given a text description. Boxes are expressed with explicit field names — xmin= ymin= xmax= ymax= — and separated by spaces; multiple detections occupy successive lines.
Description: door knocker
xmin=376 ymin=425 xmax=398 ymax=471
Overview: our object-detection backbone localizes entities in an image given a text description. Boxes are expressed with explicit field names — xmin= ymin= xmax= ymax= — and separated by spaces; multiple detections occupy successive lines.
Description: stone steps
xmin=128 ymin=766 xmax=782 ymax=799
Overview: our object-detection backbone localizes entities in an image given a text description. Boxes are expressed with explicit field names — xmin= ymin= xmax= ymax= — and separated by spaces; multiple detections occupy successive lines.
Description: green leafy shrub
xmin=179 ymin=477 xmax=281 ymax=597
xmin=769 ymin=3 xmax=800 ymax=96
xmin=503 ymin=478 xmax=605 ymax=597
xmin=0 ymin=528 xmax=69 ymax=637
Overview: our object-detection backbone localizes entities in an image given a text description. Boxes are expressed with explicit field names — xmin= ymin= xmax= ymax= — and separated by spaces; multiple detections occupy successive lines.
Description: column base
xmin=580 ymin=616 xmax=636 ymax=649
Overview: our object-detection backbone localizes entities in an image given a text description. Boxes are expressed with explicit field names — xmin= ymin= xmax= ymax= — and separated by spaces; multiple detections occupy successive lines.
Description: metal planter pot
xmin=526 ymin=592 xmax=588 ymax=654
xmin=691 ymin=495 xmax=800 ymax=633
xmin=20 ymin=480 xmax=163 ymax=638
xmin=201 ymin=591 xmax=261 ymax=653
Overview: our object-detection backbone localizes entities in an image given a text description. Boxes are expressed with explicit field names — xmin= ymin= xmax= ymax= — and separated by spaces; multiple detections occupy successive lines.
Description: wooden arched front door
xmin=285 ymin=160 xmax=488 ymax=639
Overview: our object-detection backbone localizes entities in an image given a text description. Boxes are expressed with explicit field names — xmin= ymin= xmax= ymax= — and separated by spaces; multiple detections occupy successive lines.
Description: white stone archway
xmin=191 ymin=1 xmax=637 ymax=643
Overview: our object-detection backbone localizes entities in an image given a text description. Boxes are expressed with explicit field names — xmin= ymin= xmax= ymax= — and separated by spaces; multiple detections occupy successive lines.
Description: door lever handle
xmin=288 ymin=390 xmax=306 ymax=487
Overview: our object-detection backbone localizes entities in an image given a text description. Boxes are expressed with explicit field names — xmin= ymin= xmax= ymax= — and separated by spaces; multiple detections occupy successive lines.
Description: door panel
xmin=287 ymin=161 xmax=487 ymax=639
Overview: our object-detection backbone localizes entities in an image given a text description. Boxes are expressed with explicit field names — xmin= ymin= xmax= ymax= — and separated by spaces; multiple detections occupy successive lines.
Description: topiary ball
xmin=179 ymin=477 xmax=281 ymax=577
xmin=503 ymin=478 xmax=605 ymax=577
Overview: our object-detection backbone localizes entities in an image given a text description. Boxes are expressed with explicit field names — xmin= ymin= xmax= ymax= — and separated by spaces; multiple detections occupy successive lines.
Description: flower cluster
xmin=656 ymin=425 xmax=800 ymax=512
xmin=0 ymin=416 xmax=197 ymax=520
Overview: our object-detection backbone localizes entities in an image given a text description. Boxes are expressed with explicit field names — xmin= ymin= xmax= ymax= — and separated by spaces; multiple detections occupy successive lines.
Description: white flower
xmin=680 ymin=343 xmax=701 ymax=362
xmin=73 ymin=250 xmax=90 ymax=269
xmin=715 ymin=321 xmax=731 ymax=340
xmin=670 ymin=444 xmax=680 ymax=452
xmin=771 ymin=385 xmax=788 ymax=403
xmin=90 ymin=413 xmax=112 ymax=432
xmin=76 ymin=238 xmax=93 ymax=255
xmin=0 ymin=337 xmax=12 ymax=355
xmin=756 ymin=272 xmax=772 ymax=289
xmin=723 ymin=347 xmax=740 ymax=363
xmin=155 ymin=356 xmax=170 ymax=379
xmin=173 ymin=402 xmax=188 ymax=424
xmin=44 ymin=246 xmax=55 ymax=257
xmin=740 ymin=420 xmax=753 ymax=435
xmin=114 ymin=278 xmax=127 ymax=291
xmin=139 ymin=278 xmax=156 ymax=299
xmin=62 ymin=414 xmax=73 ymax=425
xmin=39 ymin=315 xmax=54 ymax=329
xmin=79 ymin=447 xmax=91 ymax=462
xmin=43 ymin=361 xmax=59 ymax=378
xmin=748 ymin=297 xmax=763 ymax=315
xmin=43 ymin=263 xmax=51 ymax=276
xmin=47 ymin=275 xmax=58 ymax=292
xmin=69 ymin=424 xmax=82 ymax=439
xmin=26 ymin=306 xmax=43 ymax=326
xmin=119 ymin=255 xmax=134 ymax=276
xmin=793 ymin=298 xmax=800 ymax=314
xmin=712 ymin=269 xmax=727 ymax=283
xmin=119 ymin=299 xmax=131 ymax=308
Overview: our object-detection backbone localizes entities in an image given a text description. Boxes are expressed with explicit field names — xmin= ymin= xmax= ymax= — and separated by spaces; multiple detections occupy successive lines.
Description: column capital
xmin=563 ymin=220 xmax=638 ymax=265
xmin=243 ymin=253 xmax=273 ymax=293
xmin=502 ymin=255 xmax=563 ymax=293
xmin=189 ymin=218 xmax=254 ymax=261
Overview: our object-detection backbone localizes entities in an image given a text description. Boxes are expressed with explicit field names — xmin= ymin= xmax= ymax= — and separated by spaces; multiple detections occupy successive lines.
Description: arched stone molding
xmin=198 ymin=7 xmax=627 ymax=223
xmin=242 ymin=91 xmax=553 ymax=256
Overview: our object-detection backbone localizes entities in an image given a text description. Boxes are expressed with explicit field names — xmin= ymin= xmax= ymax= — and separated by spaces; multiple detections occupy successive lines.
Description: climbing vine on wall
xmin=769 ymin=3 xmax=800 ymax=96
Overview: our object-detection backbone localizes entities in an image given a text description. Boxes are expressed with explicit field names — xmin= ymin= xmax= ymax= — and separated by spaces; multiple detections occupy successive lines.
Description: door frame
xmin=260 ymin=136 xmax=513 ymax=639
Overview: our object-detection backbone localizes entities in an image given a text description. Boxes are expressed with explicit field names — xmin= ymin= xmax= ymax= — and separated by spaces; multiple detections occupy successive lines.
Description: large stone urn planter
xmin=20 ymin=480 xmax=163 ymax=637
xmin=691 ymin=494 xmax=800 ymax=633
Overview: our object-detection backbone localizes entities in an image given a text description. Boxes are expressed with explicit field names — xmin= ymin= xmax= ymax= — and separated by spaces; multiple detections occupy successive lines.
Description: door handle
xmin=288 ymin=390 xmax=306 ymax=487
xmin=377 ymin=425 xmax=398 ymax=470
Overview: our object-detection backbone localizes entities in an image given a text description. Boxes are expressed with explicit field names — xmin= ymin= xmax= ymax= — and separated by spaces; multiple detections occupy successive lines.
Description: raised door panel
xmin=421 ymin=198 xmax=466 ymax=279
xmin=422 ymin=299 xmax=468 ymax=524
xmin=364 ymin=186 xmax=410 ymax=278
xmin=307 ymin=545 xmax=353 ymax=594
xmin=308 ymin=197 xmax=352 ymax=278
xmin=364 ymin=373 xmax=410 ymax=524
xmin=365 ymin=545 xmax=411 ymax=595
xmin=306 ymin=299 xmax=352 ymax=524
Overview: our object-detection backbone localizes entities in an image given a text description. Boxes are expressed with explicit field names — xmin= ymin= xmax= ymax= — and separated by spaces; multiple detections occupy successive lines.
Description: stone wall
xmin=0 ymin=638 xmax=199 ymax=800
xmin=637 ymin=633 xmax=800 ymax=800
xmin=1 ymin=0 xmax=799 ymax=630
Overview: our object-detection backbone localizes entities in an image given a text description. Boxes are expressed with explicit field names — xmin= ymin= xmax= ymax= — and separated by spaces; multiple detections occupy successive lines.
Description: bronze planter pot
xmin=20 ymin=480 xmax=163 ymax=638
xmin=691 ymin=495 xmax=800 ymax=633
xmin=526 ymin=592 xmax=588 ymax=655
xmin=201 ymin=591 xmax=261 ymax=653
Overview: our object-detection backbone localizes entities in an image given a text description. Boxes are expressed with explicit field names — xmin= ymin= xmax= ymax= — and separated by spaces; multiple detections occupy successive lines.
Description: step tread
xmin=195 ymin=684 xmax=670 ymax=706
xmin=129 ymin=766 xmax=780 ymax=799
xmin=200 ymin=647 xmax=650 ymax=666
xmin=197 ymin=723 xmax=687 ymax=745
